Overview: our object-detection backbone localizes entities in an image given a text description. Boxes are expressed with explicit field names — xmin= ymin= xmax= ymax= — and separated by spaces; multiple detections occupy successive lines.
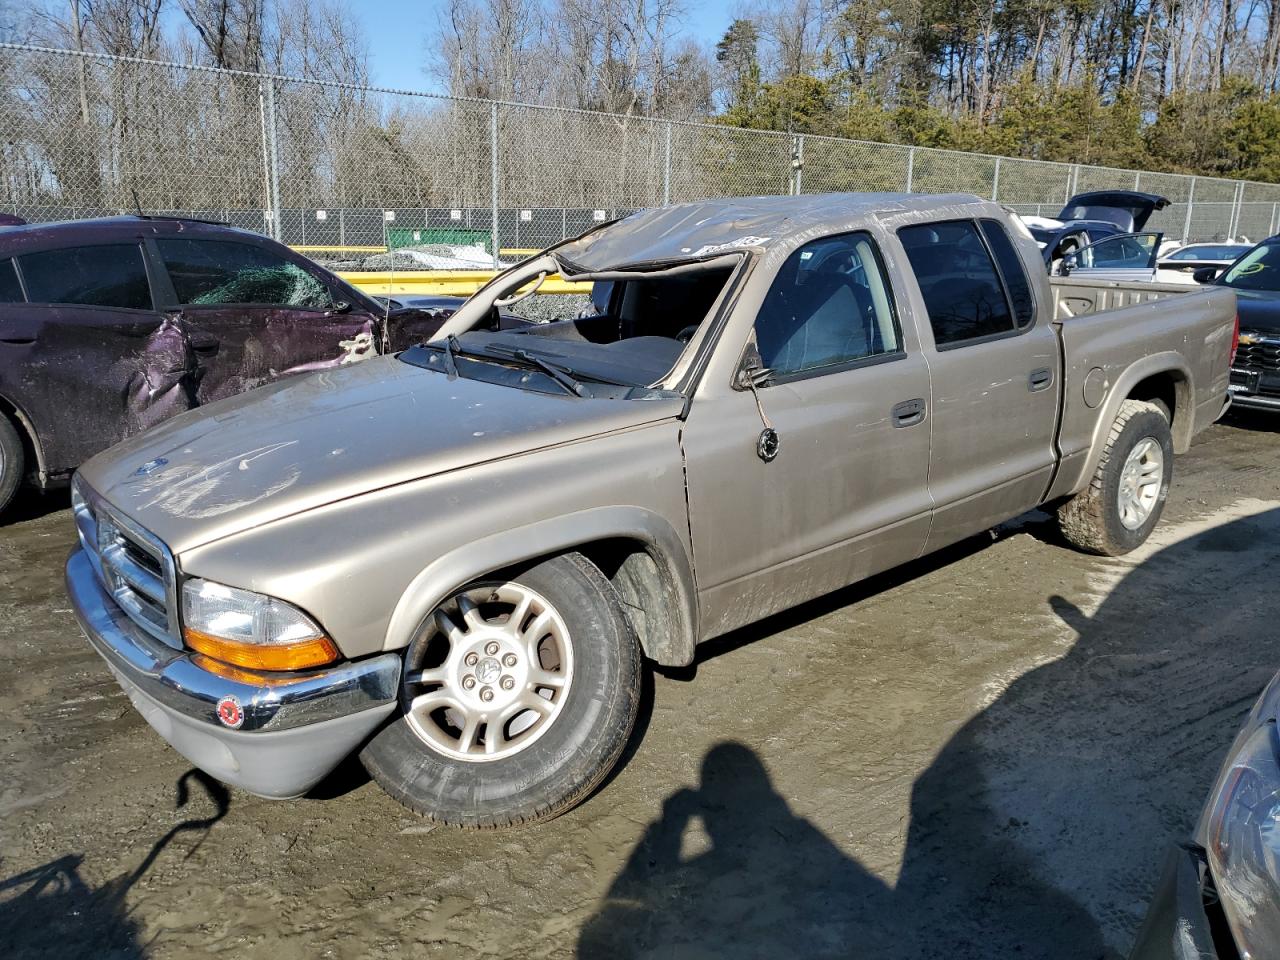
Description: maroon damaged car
xmin=0 ymin=216 xmax=458 ymax=515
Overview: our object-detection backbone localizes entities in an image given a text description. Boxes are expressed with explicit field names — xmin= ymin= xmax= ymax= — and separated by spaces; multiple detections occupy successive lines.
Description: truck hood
xmin=79 ymin=355 xmax=683 ymax=554
xmin=1234 ymin=289 xmax=1280 ymax=336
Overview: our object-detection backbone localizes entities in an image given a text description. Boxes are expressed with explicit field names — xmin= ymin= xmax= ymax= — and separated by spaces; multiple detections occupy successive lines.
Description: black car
xmin=1025 ymin=190 xmax=1171 ymax=271
xmin=1196 ymin=236 xmax=1280 ymax=412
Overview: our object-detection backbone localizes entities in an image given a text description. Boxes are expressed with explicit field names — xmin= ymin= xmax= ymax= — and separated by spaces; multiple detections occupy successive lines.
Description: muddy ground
xmin=3 ymin=411 xmax=1280 ymax=959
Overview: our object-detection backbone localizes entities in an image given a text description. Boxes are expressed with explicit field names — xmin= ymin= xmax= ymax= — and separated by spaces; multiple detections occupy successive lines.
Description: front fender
xmin=382 ymin=505 xmax=699 ymax=667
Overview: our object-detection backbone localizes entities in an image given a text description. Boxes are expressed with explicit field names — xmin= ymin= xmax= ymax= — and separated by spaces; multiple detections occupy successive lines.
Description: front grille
xmin=1235 ymin=333 xmax=1280 ymax=373
xmin=73 ymin=480 xmax=180 ymax=649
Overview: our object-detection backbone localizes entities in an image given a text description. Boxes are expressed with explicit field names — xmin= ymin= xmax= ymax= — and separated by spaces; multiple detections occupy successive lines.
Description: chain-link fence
xmin=5 ymin=42 xmax=1280 ymax=263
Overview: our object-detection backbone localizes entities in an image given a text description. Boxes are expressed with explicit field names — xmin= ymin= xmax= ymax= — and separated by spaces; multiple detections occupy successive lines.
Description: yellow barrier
xmin=293 ymin=244 xmax=388 ymax=253
xmin=339 ymin=270 xmax=588 ymax=297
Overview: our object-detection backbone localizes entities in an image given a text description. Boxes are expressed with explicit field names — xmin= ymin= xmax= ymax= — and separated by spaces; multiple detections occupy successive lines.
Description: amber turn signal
xmin=184 ymin=627 xmax=339 ymax=672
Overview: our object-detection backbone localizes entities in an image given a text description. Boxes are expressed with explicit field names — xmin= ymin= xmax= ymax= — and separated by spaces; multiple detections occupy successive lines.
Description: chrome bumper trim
xmin=1227 ymin=390 xmax=1280 ymax=411
xmin=67 ymin=548 xmax=401 ymax=734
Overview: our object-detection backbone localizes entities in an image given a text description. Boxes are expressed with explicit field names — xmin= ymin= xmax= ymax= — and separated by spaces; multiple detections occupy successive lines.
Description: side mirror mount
xmin=1061 ymin=253 xmax=1078 ymax=275
xmin=735 ymin=345 xmax=773 ymax=390
xmin=1193 ymin=267 xmax=1220 ymax=284
xmin=325 ymin=299 xmax=352 ymax=316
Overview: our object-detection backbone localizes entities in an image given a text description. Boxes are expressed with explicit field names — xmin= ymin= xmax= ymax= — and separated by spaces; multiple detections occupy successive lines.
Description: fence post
xmin=663 ymin=122 xmax=672 ymax=206
xmin=991 ymin=157 xmax=1001 ymax=201
xmin=1229 ymin=182 xmax=1243 ymax=240
xmin=490 ymin=101 xmax=500 ymax=268
xmin=263 ymin=78 xmax=283 ymax=241
xmin=906 ymin=147 xmax=915 ymax=192
xmin=1271 ymin=202 xmax=1278 ymax=237
xmin=1182 ymin=177 xmax=1196 ymax=242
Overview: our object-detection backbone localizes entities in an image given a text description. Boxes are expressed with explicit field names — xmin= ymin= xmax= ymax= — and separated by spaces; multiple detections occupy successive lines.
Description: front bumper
xmin=67 ymin=547 xmax=401 ymax=798
xmin=1128 ymin=845 xmax=1222 ymax=960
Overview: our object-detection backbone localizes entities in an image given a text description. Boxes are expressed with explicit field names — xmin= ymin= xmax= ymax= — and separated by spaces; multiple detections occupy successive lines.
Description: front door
xmin=148 ymin=236 xmax=380 ymax=403
xmin=682 ymin=230 xmax=934 ymax=641
xmin=1068 ymin=232 xmax=1163 ymax=282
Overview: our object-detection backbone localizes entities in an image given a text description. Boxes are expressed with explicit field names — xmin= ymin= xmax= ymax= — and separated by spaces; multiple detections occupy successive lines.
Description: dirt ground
xmin=3 ymin=410 xmax=1280 ymax=960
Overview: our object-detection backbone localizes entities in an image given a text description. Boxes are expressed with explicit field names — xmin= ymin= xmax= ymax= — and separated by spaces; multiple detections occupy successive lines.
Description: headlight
xmin=181 ymin=578 xmax=338 ymax=671
xmin=1206 ymin=721 xmax=1280 ymax=958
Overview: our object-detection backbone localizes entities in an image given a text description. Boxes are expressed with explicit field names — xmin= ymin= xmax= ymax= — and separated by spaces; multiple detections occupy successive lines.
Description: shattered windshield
xmin=402 ymin=262 xmax=735 ymax=395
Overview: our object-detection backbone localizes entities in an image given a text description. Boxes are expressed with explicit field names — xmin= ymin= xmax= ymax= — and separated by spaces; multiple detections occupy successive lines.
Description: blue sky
xmin=355 ymin=0 xmax=738 ymax=91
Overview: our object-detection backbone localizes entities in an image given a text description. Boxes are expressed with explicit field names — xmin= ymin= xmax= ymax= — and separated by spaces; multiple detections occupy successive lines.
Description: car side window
xmin=754 ymin=232 xmax=901 ymax=378
xmin=0 ymin=259 xmax=23 ymax=303
xmin=156 ymin=238 xmax=336 ymax=309
xmin=898 ymin=220 xmax=1015 ymax=347
xmin=979 ymin=219 xmax=1034 ymax=328
xmin=1079 ymin=234 xmax=1158 ymax=269
xmin=18 ymin=244 xmax=153 ymax=310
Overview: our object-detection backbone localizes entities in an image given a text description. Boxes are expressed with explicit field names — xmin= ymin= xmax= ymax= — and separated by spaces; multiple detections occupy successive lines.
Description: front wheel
xmin=361 ymin=552 xmax=641 ymax=828
xmin=1057 ymin=399 xmax=1174 ymax=556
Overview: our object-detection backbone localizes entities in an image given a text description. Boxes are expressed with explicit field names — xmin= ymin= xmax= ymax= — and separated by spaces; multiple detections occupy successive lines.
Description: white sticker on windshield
xmin=690 ymin=236 xmax=771 ymax=257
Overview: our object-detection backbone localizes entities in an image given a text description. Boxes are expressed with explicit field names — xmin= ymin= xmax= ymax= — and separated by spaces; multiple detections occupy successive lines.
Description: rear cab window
xmin=156 ymin=238 xmax=337 ymax=309
xmin=898 ymin=219 xmax=1032 ymax=348
xmin=18 ymin=244 xmax=153 ymax=310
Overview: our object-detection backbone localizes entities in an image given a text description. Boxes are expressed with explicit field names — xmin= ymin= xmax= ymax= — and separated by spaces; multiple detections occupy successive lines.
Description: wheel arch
xmin=1068 ymin=354 xmax=1191 ymax=498
xmin=0 ymin=391 xmax=47 ymax=485
xmin=382 ymin=506 xmax=699 ymax=667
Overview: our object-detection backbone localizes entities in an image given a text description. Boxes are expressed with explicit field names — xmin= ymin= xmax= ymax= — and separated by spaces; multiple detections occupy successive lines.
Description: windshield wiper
xmin=442 ymin=334 xmax=460 ymax=379
xmin=506 ymin=348 xmax=592 ymax=397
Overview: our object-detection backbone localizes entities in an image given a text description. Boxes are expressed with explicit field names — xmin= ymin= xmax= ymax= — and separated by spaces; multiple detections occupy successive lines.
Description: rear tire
xmin=361 ymin=552 xmax=641 ymax=828
xmin=0 ymin=415 xmax=24 ymax=516
xmin=1057 ymin=399 xmax=1173 ymax=556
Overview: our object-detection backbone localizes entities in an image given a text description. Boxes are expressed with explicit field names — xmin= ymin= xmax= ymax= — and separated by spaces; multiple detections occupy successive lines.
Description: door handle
xmin=1029 ymin=368 xmax=1053 ymax=391
xmin=891 ymin=398 xmax=926 ymax=428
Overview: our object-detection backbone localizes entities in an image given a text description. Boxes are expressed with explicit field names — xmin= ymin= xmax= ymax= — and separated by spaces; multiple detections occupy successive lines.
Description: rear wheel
xmin=361 ymin=552 xmax=641 ymax=828
xmin=1057 ymin=399 xmax=1173 ymax=556
xmin=0 ymin=415 xmax=24 ymax=517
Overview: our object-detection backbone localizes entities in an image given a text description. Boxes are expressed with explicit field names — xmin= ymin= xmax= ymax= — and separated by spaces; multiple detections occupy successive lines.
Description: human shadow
xmin=583 ymin=507 xmax=1280 ymax=959
xmin=0 ymin=769 xmax=231 ymax=959
xmin=578 ymin=741 xmax=900 ymax=958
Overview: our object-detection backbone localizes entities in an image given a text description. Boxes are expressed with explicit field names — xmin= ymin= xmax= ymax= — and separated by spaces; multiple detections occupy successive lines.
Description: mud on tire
xmin=1057 ymin=399 xmax=1174 ymax=556
xmin=360 ymin=552 xmax=641 ymax=828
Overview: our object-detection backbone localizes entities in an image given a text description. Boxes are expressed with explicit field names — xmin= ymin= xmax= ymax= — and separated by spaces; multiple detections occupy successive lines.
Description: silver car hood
xmin=79 ymin=356 xmax=683 ymax=554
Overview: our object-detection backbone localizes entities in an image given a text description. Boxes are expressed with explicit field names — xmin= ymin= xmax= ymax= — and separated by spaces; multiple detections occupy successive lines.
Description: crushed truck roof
xmin=555 ymin=192 xmax=988 ymax=274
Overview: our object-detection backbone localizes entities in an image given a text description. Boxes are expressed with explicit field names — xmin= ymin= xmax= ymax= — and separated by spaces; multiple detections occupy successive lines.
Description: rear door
xmin=149 ymin=236 xmax=380 ymax=404
xmin=682 ymin=229 xmax=934 ymax=639
xmin=5 ymin=241 xmax=173 ymax=472
xmin=1068 ymin=232 xmax=1163 ymax=282
xmin=895 ymin=218 xmax=1061 ymax=552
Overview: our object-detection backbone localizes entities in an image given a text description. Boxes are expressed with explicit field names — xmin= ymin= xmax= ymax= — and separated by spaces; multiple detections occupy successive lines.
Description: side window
xmin=0 ymin=259 xmax=23 ymax=303
xmin=754 ymin=232 xmax=901 ymax=378
xmin=1079 ymin=233 xmax=1159 ymax=269
xmin=19 ymin=244 xmax=153 ymax=310
xmin=156 ymin=238 xmax=336 ymax=309
xmin=979 ymin=219 xmax=1034 ymax=328
xmin=898 ymin=220 xmax=1015 ymax=347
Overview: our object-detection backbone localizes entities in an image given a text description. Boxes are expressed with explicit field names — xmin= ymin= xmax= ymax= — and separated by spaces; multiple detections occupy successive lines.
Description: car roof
xmin=0 ymin=216 xmax=269 ymax=255
xmin=555 ymin=192 xmax=989 ymax=273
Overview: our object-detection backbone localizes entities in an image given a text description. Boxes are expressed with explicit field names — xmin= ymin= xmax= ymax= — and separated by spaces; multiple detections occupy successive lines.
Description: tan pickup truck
xmin=66 ymin=194 xmax=1235 ymax=827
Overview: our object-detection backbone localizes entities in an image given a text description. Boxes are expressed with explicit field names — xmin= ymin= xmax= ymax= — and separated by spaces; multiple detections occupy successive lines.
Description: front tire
xmin=1057 ymin=399 xmax=1173 ymax=556
xmin=361 ymin=552 xmax=641 ymax=828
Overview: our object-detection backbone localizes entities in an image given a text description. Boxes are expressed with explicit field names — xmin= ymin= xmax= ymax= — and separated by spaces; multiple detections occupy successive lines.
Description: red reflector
xmin=1231 ymin=313 xmax=1240 ymax=365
